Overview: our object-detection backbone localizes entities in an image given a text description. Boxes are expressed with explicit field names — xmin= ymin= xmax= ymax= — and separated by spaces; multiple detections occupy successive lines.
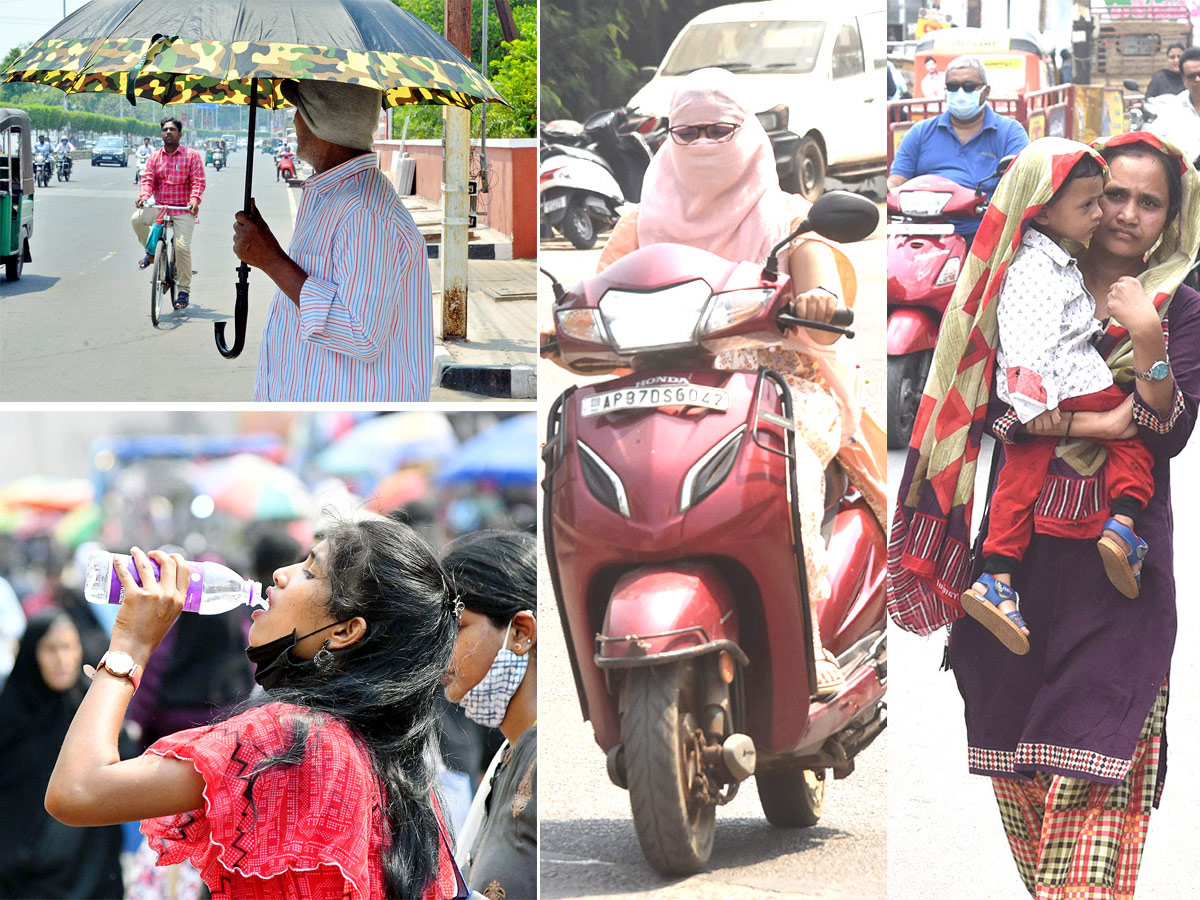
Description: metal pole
xmin=442 ymin=0 xmax=471 ymax=340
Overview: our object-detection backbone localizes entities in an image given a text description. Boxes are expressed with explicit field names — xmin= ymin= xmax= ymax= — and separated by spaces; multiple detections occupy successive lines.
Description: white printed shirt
xmin=996 ymin=228 xmax=1112 ymax=423
xmin=254 ymin=153 xmax=432 ymax=401
xmin=1148 ymin=90 xmax=1200 ymax=166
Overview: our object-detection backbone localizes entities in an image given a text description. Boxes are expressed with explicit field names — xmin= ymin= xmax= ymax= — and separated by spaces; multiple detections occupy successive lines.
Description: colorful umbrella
xmin=2 ymin=0 xmax=504 ymax=358
xmin=53 ymin=502 xmax=104 ymax=549
xmin=436 ymin=414 xmax=536 ymax=487
xmin=315 ymin=412 xmax=458 ymax=480
xmin=364 ymin=468 xmax=429 ymax=514
xmin=191 ymin=453 xmax=313 ymax=520
xmin=0 ymin=475 xmax=94 ymax=511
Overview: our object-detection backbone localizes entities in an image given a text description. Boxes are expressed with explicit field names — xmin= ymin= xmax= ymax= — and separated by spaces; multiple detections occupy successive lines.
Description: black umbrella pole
xmin=214 ymin=80 xmax=258 ymax=359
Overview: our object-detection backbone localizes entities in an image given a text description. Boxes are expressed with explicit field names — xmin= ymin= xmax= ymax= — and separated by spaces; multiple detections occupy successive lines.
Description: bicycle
xmin=146 ymin=204 xmax=188 ymax=326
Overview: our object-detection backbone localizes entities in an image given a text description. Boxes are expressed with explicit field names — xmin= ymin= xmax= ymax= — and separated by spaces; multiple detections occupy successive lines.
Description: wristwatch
xmin=85 ymin=650 xmax=142 ymax=691
xmin=1134 ymin=358 xmax=1170 ymax=381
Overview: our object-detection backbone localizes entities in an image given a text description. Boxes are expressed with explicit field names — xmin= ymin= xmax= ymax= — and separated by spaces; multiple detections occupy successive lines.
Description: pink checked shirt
xmin=138 ymin=144 xmax=205 ymax=209
xmin=254 ymin=153 xmax=433 ymax=401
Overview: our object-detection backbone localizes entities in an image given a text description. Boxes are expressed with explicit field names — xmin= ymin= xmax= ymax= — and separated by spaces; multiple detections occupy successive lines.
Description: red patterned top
xmin=140 ymin=703 xmax=459 ymax=900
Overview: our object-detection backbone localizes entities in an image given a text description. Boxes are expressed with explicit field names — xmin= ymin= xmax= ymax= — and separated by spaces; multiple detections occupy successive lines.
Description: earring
xmin=314 ymin=639 xmax=334 ymax=670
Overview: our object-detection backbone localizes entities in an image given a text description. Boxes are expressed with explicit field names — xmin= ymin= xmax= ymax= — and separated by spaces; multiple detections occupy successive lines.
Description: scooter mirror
xmin=763 ymin=191 xmax=878 ymax=280
xmin=994 ymin=154 xmax=1018 ymax=178
xmin=1123 ymin=78 xmax=1141 ymax=93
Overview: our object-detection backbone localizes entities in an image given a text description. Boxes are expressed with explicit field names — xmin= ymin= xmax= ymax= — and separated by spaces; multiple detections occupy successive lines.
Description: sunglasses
xmin=946 ymin=81 xmax=983 ymax=93
xmin=669 ymin=122 xmax=740 ymax=144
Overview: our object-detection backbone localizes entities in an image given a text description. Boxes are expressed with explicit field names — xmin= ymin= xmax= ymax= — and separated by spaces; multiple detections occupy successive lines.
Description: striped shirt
xmin=254 ymin=154 xmax=433 ymax=401
xmin=139 ymin=144 xmax=205 ymax=209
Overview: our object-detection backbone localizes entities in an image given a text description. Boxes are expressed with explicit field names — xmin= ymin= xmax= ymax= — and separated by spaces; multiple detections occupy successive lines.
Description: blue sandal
xmin=1097 ymin=518 xmax=1148 ymax=599
xmin=960 ymin=573 xmax=1030 ymax=655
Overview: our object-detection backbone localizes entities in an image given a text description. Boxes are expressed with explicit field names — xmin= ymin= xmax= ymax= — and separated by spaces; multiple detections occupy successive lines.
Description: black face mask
xmin=246 ymin=621 xmax=347 ymax=690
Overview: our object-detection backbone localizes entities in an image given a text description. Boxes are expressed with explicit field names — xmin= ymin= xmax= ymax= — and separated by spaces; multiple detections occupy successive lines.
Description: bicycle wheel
xmin=150 ymin=239 xmax=166 ymax=326
xmin=165 ymin=230 xmax=177 ymax=310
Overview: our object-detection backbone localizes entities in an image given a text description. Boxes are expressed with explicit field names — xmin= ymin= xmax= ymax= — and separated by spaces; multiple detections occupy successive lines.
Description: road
xmin=885 ymin=441 xmax=1200 ymax=898
xmin=0 ymin=149 xmax=488 ymax=400
xmin=537 ymin=215 xmax=887 ymax=899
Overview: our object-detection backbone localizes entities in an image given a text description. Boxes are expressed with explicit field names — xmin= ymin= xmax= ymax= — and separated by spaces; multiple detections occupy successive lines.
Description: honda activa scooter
xmin=540 ymin=107 xmax=657 ymax=249
xmin=542 ymin=191 xmax=887 ymax=875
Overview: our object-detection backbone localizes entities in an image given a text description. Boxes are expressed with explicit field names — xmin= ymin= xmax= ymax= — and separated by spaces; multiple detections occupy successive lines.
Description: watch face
xmin=103 ymin=651 xmax=134 ymax=675
xmin=1150 ymin=361 xmax=1170 ymax=380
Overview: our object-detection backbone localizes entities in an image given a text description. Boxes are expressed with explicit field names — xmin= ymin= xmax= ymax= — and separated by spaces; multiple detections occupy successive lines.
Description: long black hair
xmin=241 ymin=517 xmax=457 ymax=899
xmin=441 ymin=530 xmax=536 ymax=627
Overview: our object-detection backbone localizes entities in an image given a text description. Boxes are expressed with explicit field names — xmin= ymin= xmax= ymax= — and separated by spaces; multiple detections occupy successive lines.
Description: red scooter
xmin=277 ymin=148 xmax=296 ymax=182
xmin=886 ymin=157 xmax=1014 ymax=447
xmin=542 ymin=192 xmax=887 ymax=875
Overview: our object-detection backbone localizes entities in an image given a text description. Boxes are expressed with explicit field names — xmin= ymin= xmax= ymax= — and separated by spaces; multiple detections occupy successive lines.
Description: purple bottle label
xmin=108 ymin=557 xmax=204 ymax=612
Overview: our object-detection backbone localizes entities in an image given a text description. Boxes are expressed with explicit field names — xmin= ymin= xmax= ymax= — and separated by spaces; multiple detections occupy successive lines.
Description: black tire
xmin=121 ymin=159 xmax=127 ymax=167
xmin=3 ymin=240 xmax=24 ymax=281
xmin=560 ymin=198 xmax=597 ymax=250
xmin=756 ymin=769 xmax=825 ymax=828
xmin=620 ymin=665 xmax=715 ymax=876
xmin=886 ymin=351 xmax=931 ymax=449
xmin=785 ymin=135 xmax=826 ymax=202
xmin=150 ymin=240 xmax=166 ymax=326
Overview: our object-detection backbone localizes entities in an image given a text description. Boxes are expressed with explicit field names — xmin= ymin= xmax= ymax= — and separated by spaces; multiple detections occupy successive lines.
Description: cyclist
xmin=132 ymin=115 xmax=205 ymax=309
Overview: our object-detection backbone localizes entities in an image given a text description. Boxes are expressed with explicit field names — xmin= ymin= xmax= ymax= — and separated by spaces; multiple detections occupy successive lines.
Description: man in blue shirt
xmin=888 ymin=56 xmax=1029 ymax=236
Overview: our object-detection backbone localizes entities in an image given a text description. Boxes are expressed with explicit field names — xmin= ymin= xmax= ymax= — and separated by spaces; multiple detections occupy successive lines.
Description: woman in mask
xmin=0 ymin=611 xmax=128 ymax=898
xmin=43 ymin=519 xmax=464 ymax=900
xmin=442 ymin=530 xmax=536 ymax=900
xmin=587 ymin=66 xmax=880 ymax=693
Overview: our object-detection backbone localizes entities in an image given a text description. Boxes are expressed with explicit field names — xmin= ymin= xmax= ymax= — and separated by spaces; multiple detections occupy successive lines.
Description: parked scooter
xmin=55 ymin=148 xmax=72 ymax=182
xmin=542 ymin=191 xmax=887 ymax=875
xmin=34 ymin=151 xmax=52 ymax=188
xmin=540 ymin=107 xmax=657 ymax=249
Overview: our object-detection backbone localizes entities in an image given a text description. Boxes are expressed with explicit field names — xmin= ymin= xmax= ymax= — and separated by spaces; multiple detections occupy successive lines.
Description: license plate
xmin=581 ymin=383 xmax=730 ymax=417
xmin=889 ymin=222 xmax=955 ymax=236
xmin=543 ymin=195 xmax=568 ymax=213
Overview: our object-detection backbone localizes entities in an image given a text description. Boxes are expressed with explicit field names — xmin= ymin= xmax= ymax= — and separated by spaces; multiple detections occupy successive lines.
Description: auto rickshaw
xmin=0 ymin=108 xmax=34 ymax=282
xmin=912 ymin=28 xmax=1054 ymax=100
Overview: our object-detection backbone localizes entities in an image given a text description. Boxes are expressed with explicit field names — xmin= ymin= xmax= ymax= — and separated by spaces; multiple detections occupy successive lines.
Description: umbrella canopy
xmin=0 ymin=475 xmax=94 ymax=511
xmin=316 ymin=412 xmax=457 ymax=480
xmin=3 ymin=0 xmax=504 ymax=110
xmin=436 ymin=414 xmax=536 ymax=487
xmin=190 ymin=453 xmax=313 ymax=520
xmin=53 ymin=502 xmax=104 ymax=549
xmin=364 ymin=468 xmax=429 ymax=514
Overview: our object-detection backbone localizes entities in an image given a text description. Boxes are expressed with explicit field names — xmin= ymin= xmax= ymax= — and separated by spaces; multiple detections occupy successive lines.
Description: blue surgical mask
xmin=946 ymin=87 xmax=984 ymax=121
xmin=459 ymin=620 xmax=529 ymax=728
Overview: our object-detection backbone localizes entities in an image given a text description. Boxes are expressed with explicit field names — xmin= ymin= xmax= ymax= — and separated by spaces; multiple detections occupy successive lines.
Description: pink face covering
xmin=637 ymin=68 xmax=796 ymax=263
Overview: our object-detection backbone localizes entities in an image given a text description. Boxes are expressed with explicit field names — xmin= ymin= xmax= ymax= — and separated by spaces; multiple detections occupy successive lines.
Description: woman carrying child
xmin=888 ymin=132 xmax=1200 ymax=896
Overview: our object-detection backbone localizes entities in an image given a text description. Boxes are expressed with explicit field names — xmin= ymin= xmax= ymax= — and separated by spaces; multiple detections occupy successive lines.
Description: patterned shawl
xmin=888 ymin=133 xmax=1200 ymax=635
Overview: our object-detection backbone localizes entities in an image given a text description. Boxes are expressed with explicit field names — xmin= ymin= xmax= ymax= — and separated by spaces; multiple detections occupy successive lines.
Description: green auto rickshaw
xmin=0 ymin=108 xmax=34 ymax=282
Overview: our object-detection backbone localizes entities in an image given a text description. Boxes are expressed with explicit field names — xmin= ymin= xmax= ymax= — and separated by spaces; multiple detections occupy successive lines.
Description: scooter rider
xmin=888 ymin=56 xmax=1029 ymax=240
xmin=135 ymin=137 xmax=153 ymax=164
xmin=561 ymin=68 xmax=862 ymax=694
xmin=132 ymin=115 xmax=205 ymax=310
xmin=55 ymin=135 xmax=75 ymax=176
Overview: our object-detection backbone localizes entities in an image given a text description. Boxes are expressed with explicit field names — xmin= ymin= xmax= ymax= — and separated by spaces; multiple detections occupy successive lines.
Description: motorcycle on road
xmin=34 ymin=151 xmax=52 ymax=188
xmin=542 ymin=191 xmax=888 ymax=875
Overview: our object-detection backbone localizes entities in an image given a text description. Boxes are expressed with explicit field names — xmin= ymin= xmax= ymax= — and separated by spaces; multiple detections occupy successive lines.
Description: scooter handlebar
xmin=776 ymin=307 xmax=855 ymax=338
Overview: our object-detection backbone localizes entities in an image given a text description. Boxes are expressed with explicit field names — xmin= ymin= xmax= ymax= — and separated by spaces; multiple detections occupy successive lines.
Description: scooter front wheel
xmin=756 ymin=768 xmax=825 ymax=828
xmin=886 ymin=351 xmax=931 ymax=449
xmin=560 ymin=198 xmax=598 ymax=250
xmin=620 ymin=664 xmax=715 ymax=875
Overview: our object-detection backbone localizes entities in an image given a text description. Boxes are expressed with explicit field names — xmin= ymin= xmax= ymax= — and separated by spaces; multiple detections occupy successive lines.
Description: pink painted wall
xmin=376 ymin=139 xmax=537 ymax=259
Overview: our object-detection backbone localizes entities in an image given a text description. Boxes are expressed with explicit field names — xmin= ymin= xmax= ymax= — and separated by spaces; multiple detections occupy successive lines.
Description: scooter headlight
xmin=556 ymin=308 xmax=607 ymax=344
xmin=935 ymin=256 xmax=961 ymax=286
xmin=701 ymin=288 xmax=774 ymax=335
xmin=899 ymin=190 xmax=953 ymax=217
xmin=599 ymin=280 xmax=713 ymax=351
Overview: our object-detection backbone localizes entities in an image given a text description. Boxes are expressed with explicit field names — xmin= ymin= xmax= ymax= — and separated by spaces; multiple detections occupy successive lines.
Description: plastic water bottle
xmin=83 ymin=551 xmax=264 ymax=614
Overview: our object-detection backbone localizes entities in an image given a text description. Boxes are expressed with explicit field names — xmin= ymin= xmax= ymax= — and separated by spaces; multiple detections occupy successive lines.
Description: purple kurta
xmin=950 ymin=285 xmax=1200 ymax=792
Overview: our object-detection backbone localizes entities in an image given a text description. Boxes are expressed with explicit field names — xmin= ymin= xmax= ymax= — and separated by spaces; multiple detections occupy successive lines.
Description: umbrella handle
xmin=215 ymin=81 xmax=259 ymax=360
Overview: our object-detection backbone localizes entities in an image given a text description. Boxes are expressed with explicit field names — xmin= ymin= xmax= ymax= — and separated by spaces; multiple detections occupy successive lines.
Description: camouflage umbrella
xmin=1 ymin=0 xmax=504 ymax=359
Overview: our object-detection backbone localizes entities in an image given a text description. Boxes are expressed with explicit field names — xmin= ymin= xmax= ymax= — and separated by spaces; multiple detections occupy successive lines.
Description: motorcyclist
xmin=55 ymin=135 xmax=75 ymax=176
xmin=34 ymin=134 xmax=52 ymax=157
xmin=1149 ymin=46 xmax=1200 ymax=166
xmin=135 ymin=137 xmax=153 ymax=164
xmin=888 ymin=55 xmax=1029 ymax=239
xmin=549 ymin=68 xmax=876 ymax=695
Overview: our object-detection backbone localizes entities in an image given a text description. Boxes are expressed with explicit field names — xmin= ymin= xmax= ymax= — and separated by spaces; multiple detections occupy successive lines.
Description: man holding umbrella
xmin=232 ymin=79 xmax=432 ymax=402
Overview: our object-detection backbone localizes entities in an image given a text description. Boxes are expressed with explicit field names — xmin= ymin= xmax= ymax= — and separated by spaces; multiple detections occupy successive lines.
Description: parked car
xmin=628 ymin=0 xmax=887 ymax=199
xmin=91 ymin=135 xmax=128 ymax=167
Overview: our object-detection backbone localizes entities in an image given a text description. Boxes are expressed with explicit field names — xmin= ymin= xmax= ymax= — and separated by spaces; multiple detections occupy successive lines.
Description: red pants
xmin=984 ymin=385 xmax=1154 ymax=563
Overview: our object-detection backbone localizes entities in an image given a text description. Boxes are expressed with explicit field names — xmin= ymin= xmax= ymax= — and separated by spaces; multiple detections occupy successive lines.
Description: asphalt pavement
xmin=885 ymin=441 xmax=1200 ymax=899
xmin=537 ymin=213 xmax=887 ymax=899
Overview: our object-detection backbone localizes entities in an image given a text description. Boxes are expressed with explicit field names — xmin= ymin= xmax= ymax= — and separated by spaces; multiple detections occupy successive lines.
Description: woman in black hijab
xmin=0 ymin=611 xmax=125 ymax=899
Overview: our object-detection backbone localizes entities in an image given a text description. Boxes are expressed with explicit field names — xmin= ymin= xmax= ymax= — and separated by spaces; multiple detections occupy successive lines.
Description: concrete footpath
xmin=408 ymin=196 xmax=537 ymax=400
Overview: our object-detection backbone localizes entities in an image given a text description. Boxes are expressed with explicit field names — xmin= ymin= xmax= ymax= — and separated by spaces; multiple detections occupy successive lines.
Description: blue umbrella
xmin=316 ymin=412 xmax=458 ymax=480
xmin=436 ymin=414 xmax=537 ymax=487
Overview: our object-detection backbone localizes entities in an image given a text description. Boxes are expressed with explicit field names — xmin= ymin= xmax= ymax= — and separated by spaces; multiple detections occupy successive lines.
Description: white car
xmin=628 ymin=0 xmax=887 ymax=199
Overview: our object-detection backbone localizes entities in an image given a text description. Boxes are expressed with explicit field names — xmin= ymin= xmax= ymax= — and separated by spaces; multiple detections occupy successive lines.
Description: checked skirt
xmin=990 ymin=681 xmax=1167 ymax=899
